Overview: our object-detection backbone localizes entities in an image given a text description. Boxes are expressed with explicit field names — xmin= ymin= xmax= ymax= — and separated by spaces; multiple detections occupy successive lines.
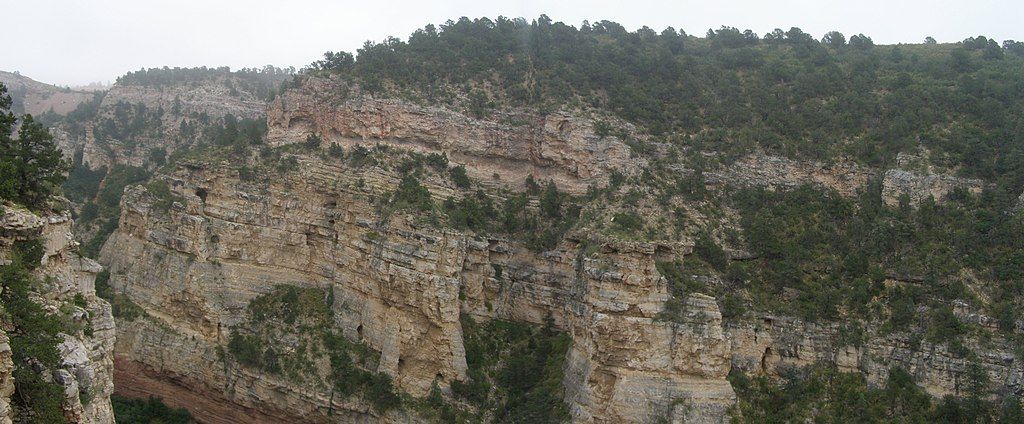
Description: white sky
xmin=5 ymin=0 xmax=1023 ymax=86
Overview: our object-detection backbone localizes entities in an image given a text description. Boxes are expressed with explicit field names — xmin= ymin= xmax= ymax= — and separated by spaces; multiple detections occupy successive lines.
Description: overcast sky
xmin=5 ymin=0 xmax=1023 ymax=86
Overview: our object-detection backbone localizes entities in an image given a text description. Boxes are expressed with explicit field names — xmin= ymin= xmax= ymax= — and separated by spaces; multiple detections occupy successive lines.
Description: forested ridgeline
xmin=310 ymin=17 xmax=1024 ymax=191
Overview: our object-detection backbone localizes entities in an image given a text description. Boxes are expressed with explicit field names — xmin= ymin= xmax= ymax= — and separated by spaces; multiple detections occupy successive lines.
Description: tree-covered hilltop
xmin=311 ymin=16 xmax=1024 ymax=189
xmin=117 ymin=65 xmax=295 ymax=100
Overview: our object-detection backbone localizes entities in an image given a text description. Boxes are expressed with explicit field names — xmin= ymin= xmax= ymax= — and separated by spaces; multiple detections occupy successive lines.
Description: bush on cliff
xmin=454 ymin=315 xmax=571 ymax=423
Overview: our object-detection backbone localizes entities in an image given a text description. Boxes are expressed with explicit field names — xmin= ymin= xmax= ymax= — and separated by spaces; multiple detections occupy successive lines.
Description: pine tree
xmin=0 ymin=83 xmax=68 ymax=208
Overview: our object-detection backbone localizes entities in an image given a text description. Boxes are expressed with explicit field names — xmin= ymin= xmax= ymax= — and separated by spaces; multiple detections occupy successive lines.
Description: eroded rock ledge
xmin=266 ymin=76 xmax=644 ymax=194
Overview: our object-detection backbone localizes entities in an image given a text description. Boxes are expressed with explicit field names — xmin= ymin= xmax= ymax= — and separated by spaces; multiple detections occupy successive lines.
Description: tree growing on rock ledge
xmin=0 ymin=82 xmax=68 ymax=209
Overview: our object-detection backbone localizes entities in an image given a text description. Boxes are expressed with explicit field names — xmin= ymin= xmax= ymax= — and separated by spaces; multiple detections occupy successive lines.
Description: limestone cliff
xmin=99 ymin=155 xmax=734 ymax=423
xmin=0 ymin=205 xmax=115 ymax=423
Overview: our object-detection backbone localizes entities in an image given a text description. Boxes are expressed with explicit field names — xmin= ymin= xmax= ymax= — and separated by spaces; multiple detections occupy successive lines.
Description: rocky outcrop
xmin=99 ymin=157 xmax=733 ymax=423
xmin=879 ymin=151 xmax=987 ymax=206
xmin=101 ymin=79 xmax=266 ymax=122
xmin=707 ymin=153 xmax=876 ymax=196
xmin=267 ymin=77 xmax=643 ymax=193
xmin=881 ymin=168 xmax=986 ymax=206
xmin=0 ymin=206 xmax=115 ymax=423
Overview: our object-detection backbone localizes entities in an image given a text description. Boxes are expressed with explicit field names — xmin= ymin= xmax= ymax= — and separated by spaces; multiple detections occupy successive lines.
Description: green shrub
xmin=449 ymin=165 xmax=471 ymax=188
xmin=391 ymin=174 xmax=433 ymax=211
xmin=539 ymin=181 xmax=562 ymax=218
xmin=656 ymin=260 xmax=706 ymax=298
xmin=328 ymin=143 xmax=345 ymax=158
xmin=112 ymin=395 xmax=193 ymax=424
xmin=305 ymin=133 xmax=323 ymax=149
xmin=444 ymin=190 xmax=495 ymax=232
xmin=228 ymin=330 xmax=263 ymax=368
xmin=145 ymin=179 xmax=183 ymax=211
xmin=612 ymin=212 xmax=644 ymax=234
xmin=229 ymin=285 xmax=399 ymax=412
xmin=456 ymin=316 xmax=571 ymax=422
xmin=926 ymin=306 xmax=965 ymax=345
xmin=149 ymin=147 xmax=167 ymax=166
xmin=12 ymin=238 xmax=44 ymax=270
xmin=425 ymin=152 xmax=449 ymax=171
xmin=62 ymin=162 xmax=107 ymax=203
xmin=348 ymin=145 xmax=373 ymax=167
xmin=693 ymin=231 xmax=728 ymax=272
xmin=730 ymin=365 xmax=971 ymax=423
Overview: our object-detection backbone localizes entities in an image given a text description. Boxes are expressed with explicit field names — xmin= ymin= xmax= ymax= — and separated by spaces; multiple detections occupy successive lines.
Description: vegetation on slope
xmin=111 ymin=395 xmax=194 ymax=424
xmin=226 ymin=284 xmax=400 ymax=413
xmin=730 ymin=364 xmax=1024 ymax=423
xmin=729 ymin=181 xmax=1024 ymax=323
xmin=454 ymin=316 xmax=571 ymax=423
xmin=0 ymin=82 xmax=101 ymax=422
xmin=413 ymin=316 xmax=571 ymax=423
xmin=117 ymin=65 xmax=294 ymax=100
xmin=35 ymin=17 xmax=1024 ymax=421
xmin=313 ymin=17 xmax=1024 ymax=191
xmin=1 ymin=240 xmax=68 ymax=423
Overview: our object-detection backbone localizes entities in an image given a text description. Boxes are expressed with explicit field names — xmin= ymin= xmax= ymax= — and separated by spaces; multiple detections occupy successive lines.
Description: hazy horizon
xmin=5 ymin=0 xmax=1023 ymax=86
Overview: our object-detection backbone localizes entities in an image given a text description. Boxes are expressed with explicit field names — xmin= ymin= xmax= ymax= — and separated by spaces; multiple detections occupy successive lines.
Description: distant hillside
xmin=0 ymin=70 xmax=97 ymax=116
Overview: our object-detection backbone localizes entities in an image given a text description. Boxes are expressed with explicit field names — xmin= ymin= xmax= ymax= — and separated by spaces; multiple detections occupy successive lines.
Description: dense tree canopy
xmin=117 ymin=65 xmax=295 ymax=99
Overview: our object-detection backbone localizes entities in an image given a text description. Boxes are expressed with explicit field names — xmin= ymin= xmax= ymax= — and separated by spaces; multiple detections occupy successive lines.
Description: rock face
xmin=0 ymin=206 xmax=115 ymax=423
xmin=0 ymin=331 xmax=12 ymax=424
xmin=881 ymin=169 xmax=985 ymax=206
xmin=729 ymin=313 xmax=1023 ymax=399
xmin=99 ymin=158 xmax=734 ymax=423
xmin=267 ymin=76 xmax=643 ymax=193
xmin=96 ymin=152 xmax=1024 ymax=423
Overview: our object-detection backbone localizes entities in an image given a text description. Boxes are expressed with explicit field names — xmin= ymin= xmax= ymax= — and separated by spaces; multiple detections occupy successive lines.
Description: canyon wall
xmin=99 ymin=156 xmax=734 ymax=423
xmin=100 ymin=155 xmax=1024 ymax=423
xmin=89 ymin=74 xmax=1024 ymax=423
